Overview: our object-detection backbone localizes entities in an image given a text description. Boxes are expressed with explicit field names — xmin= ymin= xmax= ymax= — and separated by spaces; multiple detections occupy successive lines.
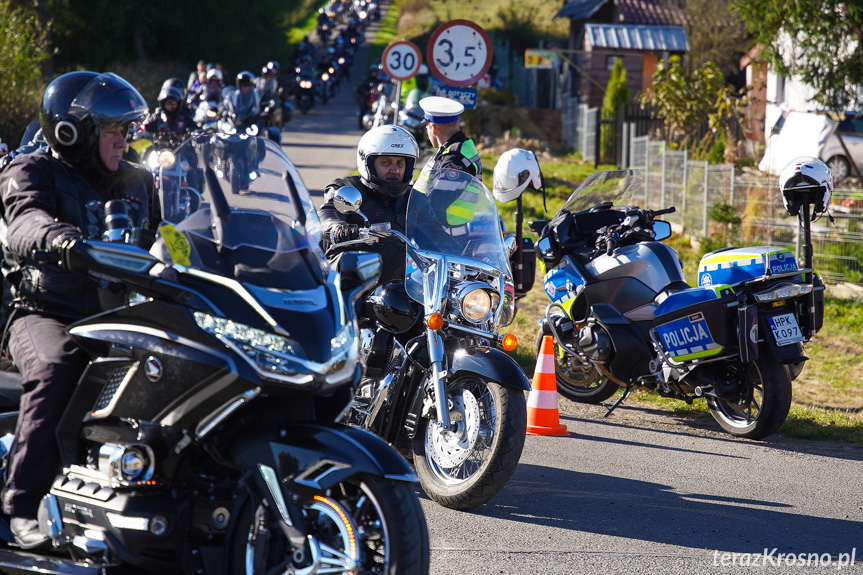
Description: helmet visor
xmin=71 ymin=72 xmax=148 ymax=127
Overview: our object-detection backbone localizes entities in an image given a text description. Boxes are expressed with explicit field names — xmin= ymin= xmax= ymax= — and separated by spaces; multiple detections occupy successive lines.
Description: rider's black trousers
xmin=1 ymin=313 xmax=87 ymax=517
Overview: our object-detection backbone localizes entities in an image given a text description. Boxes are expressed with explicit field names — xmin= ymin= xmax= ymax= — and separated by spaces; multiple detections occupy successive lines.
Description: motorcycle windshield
xmin=157 ymin=134 xmax=327 ymax=286
xmin=559 ymin=169 xmax=644 ymax=214
xmin=404 ymin=169 xmax=509 ymax=304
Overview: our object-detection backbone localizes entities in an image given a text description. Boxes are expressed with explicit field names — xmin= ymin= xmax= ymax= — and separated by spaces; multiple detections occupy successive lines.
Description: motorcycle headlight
xmin=338 ymin=57 xmax=345 ymax=65
xmin=193 ymin=312 xmax=358 ymax=385
xmin=322 ymin=73 xmax=330 ymax=82
xmin=453 ymin=283 xmax=494 ymax=323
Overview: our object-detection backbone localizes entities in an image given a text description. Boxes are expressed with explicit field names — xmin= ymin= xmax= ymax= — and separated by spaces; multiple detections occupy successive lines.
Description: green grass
xmin=480 ymin=151 xmax=863 ymax=444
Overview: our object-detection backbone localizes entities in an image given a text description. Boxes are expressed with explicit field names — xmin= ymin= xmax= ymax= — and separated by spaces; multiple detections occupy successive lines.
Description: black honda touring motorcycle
xmin=328 ymin=170 xmax=529 ymax=510
xmin=532 ymin=169 xmax=825 ymax=439
xmin=0 ymin=135 xmax=429 ymax=574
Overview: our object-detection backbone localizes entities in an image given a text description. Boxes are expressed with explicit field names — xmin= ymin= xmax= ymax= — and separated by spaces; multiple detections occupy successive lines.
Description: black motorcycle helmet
xmin=367 ymin=280 xmax=421 ymax=334
xmin=40 ymin=71 xmax=148 ymax=166
xmin=157 ymin=83 xmax=184 ymax=113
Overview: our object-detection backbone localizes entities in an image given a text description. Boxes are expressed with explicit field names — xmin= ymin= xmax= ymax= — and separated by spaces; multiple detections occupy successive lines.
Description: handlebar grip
xmin=653 ymin=207 xmax=676 ymax=216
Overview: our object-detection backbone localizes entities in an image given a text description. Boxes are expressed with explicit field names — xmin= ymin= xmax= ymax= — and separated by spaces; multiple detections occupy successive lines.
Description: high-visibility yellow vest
xmin=413 ymin=138 xmax=483 ymax=226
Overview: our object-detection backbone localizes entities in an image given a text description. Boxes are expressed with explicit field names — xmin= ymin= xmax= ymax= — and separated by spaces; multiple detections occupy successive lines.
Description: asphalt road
xmin=422 ymin=399 xmax=863 ymax=574
xmin=275 ymin=22 xmax=863 ymax=575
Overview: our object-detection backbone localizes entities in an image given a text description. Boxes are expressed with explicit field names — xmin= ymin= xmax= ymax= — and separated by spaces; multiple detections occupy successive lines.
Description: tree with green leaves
xmin=639 ymin=56 xmax=748 ymax=161
xmin=0 ymin=0 xmax=49 ymax=144
xmin=731 ymin=0 xmax=863 ymax=110
xmin=600 ymin=59 xmax=629 ymax=163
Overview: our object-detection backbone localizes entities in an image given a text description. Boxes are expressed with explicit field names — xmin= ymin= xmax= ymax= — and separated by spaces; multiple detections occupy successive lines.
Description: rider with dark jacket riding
xmin=0 ymin=71 xmax=159 ymax=549
xmin=318 ymin=125 xmax=418 ymax=284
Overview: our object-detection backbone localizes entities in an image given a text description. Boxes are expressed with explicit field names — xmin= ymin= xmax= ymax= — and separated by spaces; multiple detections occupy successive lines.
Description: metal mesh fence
xmin=628 ymin=135 xmax=863 ymax=283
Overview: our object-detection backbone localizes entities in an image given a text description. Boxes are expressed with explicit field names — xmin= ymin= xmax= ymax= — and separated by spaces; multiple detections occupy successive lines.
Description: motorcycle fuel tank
xmin=586 ymin=242 xmax=685 ymax=293
xmin=697 ymin=246 xmax=798 ymax=288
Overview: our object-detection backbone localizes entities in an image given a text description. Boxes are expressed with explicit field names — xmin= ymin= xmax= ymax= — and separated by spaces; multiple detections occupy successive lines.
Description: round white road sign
xmin=427 ymin=20 xmax=493 ymax=87
xmin=382 ymin=40 xmax=422 ymax=81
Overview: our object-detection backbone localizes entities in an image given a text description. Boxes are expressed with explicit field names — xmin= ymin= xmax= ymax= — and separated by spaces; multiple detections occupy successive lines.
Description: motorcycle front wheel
xmin=535 ymin=330 xmax=619 ymax=403
xmin=706 ymin=354 xmax=792 ymax=439
xmin=230 ymin=475 xmax=429 ymax=575
xmin=412 ymin=376 xmax=527 ymax=510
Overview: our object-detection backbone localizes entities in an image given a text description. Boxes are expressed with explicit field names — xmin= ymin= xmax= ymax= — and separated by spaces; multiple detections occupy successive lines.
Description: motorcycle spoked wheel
xmin=231 ymin=474 xmax=429 ymax=575
xmin=705 ymin=354 xmax=792 ymax=439
xmin=412 ymin=375 xmax=527 ymax=510
xmin=535 ymin=330 xmax=619 ymax=404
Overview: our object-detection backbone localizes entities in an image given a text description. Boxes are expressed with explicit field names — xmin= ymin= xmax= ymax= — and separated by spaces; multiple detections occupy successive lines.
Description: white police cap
xmin=419 ymin=96 xmax=464 ymax=124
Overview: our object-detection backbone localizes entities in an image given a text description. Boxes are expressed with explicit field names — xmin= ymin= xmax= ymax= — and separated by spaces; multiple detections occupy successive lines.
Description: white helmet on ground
xmin=779 ymin=156 xmax=833 ymax=216
xmin=357 ymin=125 xmax=418 ymax=197
xmin=492 ymin=148 xmax=543 ymax=203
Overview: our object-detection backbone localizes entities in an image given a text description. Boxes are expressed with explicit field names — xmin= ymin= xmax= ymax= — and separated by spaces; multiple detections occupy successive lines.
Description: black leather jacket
xmin=318 ymin=176 xmax=410 ymax=284
xmin=0 ymin=150 xmax=158 ymax=320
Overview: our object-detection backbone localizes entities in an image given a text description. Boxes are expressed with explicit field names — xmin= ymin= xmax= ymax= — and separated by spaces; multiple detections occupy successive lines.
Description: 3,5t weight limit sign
xmin=382 ymin=41 xmax=422 ymax=81
xmin=427 ymin=20 xmax=493 ymax=87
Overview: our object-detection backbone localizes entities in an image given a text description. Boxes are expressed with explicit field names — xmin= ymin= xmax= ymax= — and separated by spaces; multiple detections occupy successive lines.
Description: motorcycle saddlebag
xmin=653 ymin=285 xmax=737 ymax=362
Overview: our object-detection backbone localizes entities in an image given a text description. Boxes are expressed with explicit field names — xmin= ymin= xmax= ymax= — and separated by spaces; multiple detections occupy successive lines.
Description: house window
xmin=606 ymin=56 xmax=622 ymax=70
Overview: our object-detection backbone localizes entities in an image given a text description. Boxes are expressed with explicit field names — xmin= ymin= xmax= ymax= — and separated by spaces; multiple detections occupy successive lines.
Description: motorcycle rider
xmin=225 ymin=71 xmax=262 ymax=128
xmin=0 ymin=71 xmax=159 ymax=549
xmin=317 ymin=125 xmax=418 ymax=284
xmin=355 ymin=65 xmax=382 ymax=130
xmin=142 ymin=79 xmax=195 ymax=147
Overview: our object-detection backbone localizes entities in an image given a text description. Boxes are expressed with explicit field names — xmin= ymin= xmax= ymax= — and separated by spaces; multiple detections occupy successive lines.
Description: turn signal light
xmin=500 ymin=333 xmax=518 ymax=351
xmin=426 ymin=313 xmax=444 ymax=331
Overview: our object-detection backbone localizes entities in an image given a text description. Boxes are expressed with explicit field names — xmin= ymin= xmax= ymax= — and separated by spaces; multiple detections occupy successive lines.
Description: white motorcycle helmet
xmin=357 ymin=125 xmax=418 ymax=197
xmin=206 ymin=68 xmax=224 ymax=84
xmin=492 ymin=148 xmax=543 ymax=203
xmin=778 ymin=156 xmax=833 ymax=216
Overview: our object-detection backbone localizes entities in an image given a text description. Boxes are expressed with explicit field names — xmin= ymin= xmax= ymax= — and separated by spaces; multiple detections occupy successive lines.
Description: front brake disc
xmin=428 ymin=389 xmax=481 ymax=468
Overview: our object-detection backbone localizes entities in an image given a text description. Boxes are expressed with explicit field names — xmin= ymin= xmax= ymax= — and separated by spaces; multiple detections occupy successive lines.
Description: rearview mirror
xmin=333 ymin=186 xmax=363 ymax=215
xmin=653 ymin=220 xmax=672 ymax=241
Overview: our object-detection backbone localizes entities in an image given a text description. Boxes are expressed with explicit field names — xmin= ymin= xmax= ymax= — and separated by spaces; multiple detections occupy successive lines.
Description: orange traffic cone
xmin=526 ymin=335 xmax=569 ymax=436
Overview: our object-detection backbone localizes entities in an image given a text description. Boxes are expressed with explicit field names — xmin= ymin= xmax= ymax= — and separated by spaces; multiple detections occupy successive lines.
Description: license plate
xmin=767 ymin=313 xmax=805 ymax=346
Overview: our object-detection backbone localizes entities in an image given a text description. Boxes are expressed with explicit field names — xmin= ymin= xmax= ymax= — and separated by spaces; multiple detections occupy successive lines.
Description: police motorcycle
xmin=532 ymin=166 xmax=826 ymax=439
xmin=0 ymin=134 xmax=430 ymax=574
xmin=328 ymin=169 xmax=529 ymax=510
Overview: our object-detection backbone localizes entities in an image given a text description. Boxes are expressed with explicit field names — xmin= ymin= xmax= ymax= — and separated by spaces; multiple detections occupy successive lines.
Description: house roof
xmin=555 ymin=0 xmax=606 ymax=20
xmin=555 ymin=0 xmax=687 ymax=25
xmin=584 ymin=23 xmax=690 ymax=52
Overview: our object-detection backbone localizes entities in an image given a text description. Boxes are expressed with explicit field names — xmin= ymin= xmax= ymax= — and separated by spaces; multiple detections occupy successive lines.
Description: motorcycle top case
xmin=697 ymin=246 xmax=798 ymax=288
xmin=654 ymin=284 xmax=736 ymax=362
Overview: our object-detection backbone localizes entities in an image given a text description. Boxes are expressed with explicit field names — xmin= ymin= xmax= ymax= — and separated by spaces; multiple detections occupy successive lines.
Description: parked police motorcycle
xmin=532 ymin=167 xmax=826 ymax=439
xmin=0 ymin=135 xmax=430 ymax=574
xmin=329 ymin=169 xmax=529 ymax=510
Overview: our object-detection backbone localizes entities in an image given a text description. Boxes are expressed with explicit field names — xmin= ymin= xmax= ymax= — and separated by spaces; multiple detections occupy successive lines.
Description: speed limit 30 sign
xmin=427 ymin=20 xmax=493 ymax=87
xmin=382 ymin=41 xmax=422 ymax=81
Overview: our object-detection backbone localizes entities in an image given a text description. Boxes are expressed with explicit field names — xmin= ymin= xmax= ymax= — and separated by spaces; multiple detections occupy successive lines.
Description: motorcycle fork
xmin=425 ymin=327 xmax=453 ymax=430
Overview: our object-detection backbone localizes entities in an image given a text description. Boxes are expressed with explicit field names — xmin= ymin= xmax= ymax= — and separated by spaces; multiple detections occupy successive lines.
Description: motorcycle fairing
xmin=543 ymin=257 xmax=586 ymax=304
xmin=697 ymin=246 xmax=798 ymax=288
xmin=586 ymin=243 xmax=685 ymax=293
xmin=226 ymin=423 xmax=417 ymax=498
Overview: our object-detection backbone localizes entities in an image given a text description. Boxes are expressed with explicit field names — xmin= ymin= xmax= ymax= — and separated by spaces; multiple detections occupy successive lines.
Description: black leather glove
xmin=333 ymin=223 xmax=360 ymax=243
xmin=50 ymin=231 xmax=85 ymax=271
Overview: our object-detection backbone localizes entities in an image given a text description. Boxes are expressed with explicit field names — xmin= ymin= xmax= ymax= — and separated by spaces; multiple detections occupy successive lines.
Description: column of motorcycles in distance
xmin=293 ymin=0 xmax=372 ymax=115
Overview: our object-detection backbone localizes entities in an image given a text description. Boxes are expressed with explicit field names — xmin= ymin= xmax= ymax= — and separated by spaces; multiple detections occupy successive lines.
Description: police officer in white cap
xmin=414 ymin=96 xmax=482 ymax=195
